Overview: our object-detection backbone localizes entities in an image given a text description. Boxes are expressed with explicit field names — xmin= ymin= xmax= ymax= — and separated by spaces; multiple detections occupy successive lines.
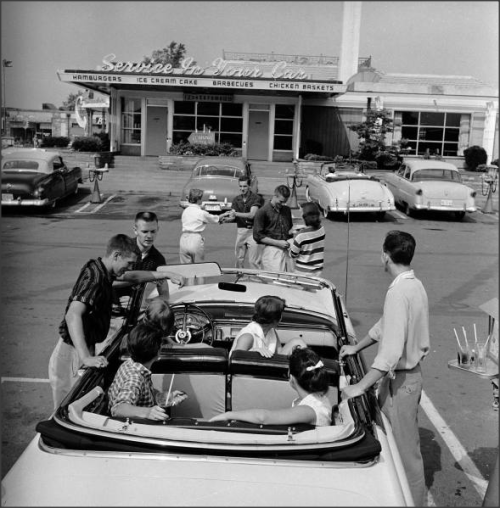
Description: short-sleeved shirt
xmin=181 ymin=203 xmax=219 ymax=233
xmin=135 ymin=244 xmax=166 ymax=271
xmin=289 ymin=226 xmax=325 ymax=274
xmin=59 ymin=258 xmax=113 ymax=348
xmin=232 ymin=191 xmax=264 ymax=229
xmin=253 ymin=200 xmax=293 ymax=244
xmin=108 ymin=358 xmax=156 ymax=415
xmin=292 ymin=393 xmax=332 ymax=426
xmin=114 ymin=244 xmax=166 ymax=299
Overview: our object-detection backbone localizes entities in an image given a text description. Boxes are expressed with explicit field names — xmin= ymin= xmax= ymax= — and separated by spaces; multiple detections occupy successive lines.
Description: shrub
xmin=303 ymin=153 xmax=335 ymax=161
xmin=168 ymin=141 xmax=238 ymax=156
xmin=464 ymin=145 xmax=488 ymax=171
xmin=40 ymin=136 xmax=70 ymax=148
xmin=71 ymin=133 xmax=110 ymax=152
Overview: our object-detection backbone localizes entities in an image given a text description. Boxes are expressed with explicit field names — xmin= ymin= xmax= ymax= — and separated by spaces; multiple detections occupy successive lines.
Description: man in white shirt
xmin=179 ymin=188 xmax=220 ymax=264
xmin=339 ymin=230 xmax=429 ymax=506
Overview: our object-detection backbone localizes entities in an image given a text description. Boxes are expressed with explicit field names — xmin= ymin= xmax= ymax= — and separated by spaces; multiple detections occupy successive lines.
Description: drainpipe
xmin=294 ymin=95 xmax=303 ymax=160
xmin=483 ymin=101 xmax=498 ymax=165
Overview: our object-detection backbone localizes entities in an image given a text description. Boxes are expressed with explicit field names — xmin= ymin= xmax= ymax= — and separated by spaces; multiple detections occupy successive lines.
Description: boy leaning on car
xmin=339 ymin=230 xmax=430 ymax=507
xmin=48 ymin=234 xmax=184 ymax=410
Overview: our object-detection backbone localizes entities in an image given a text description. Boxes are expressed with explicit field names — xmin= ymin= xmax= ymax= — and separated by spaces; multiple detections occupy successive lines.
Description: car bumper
xmin=179 ymin=200 xmax=232 ymax=213
xmin=329 ymin=204 xmax=396 ymax=213
xmin=1 ymin=196 xmax=51 ymax=206
xmin=414 ymin=204 xmax=476 ymax=212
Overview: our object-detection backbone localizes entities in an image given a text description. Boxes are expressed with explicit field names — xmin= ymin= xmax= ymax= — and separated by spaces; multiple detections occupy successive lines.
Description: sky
xmin=1 ymin=1 xmax=498 ymax=110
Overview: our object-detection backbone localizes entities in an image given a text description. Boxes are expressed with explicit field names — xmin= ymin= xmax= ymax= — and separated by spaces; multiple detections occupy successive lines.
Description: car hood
xmin=415 ymin=181 xmax=473 ymax=198
xmin=181 ymin=177 xmax=238 ymax=200
xmin=324 ymin=180 xmax=393 ymax=202
xmin=2 ymin=432 xmax=411 ymax=506
xmin=1 ymin=171 xmax=48 ymax=192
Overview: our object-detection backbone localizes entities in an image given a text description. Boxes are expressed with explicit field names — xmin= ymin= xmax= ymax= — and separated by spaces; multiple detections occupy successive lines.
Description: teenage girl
xmin=210 ymin=347 xmax=332 ymax=426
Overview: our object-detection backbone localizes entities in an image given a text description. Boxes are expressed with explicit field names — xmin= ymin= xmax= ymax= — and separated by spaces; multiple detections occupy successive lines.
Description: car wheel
xmin=305 ymin=187 xmax=312 ymax=202
xmin=455 ymin=211 xmax=466 ymax=221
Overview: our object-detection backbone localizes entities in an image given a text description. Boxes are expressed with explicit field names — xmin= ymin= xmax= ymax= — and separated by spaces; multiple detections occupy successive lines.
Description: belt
xmin=182 ymin=231 xmax=202 ymax=235
xmin=395 ymin=364 xmax=421 ymax=373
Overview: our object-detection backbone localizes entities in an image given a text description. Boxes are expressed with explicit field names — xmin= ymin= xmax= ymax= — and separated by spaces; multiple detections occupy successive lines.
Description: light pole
xmin=2 ymin=59 xmax=13 ymax=136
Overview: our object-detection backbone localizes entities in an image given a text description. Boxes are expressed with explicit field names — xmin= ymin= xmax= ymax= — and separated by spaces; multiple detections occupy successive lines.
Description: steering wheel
xmin=172 ymin=304 xmax=214 ymax=345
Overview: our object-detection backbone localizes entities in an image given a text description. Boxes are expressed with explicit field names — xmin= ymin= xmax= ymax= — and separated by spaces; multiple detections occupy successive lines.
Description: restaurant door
xmin=145 ymin=106 xmax=168 ymax=155
xmin=247 ymin=110 xmax=269 ymax=160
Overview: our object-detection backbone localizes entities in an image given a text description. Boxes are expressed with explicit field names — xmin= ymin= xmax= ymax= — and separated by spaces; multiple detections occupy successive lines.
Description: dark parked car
xmin=180 ymin=157 xmax=258 ymax=213
xmin=1 ymin=149 xmax=83 ymax=208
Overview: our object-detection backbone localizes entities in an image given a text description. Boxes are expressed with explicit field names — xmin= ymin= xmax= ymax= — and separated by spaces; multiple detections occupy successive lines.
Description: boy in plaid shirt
xmin=108 ymin=321 xmax=186 ymax=420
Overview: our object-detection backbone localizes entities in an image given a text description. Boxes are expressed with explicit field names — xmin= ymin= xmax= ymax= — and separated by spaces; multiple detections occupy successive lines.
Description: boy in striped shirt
xmin=288 ymin=202 xmax=325 ymax=277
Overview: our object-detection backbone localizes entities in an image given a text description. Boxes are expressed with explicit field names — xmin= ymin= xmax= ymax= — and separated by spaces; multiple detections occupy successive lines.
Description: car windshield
xmin=2 ymin=160 xmax=44 ymax=172
xmin=412 ymin=169 xmax=462 ymax=182
xmin=194 ymin=165 xmax=244 ymax=178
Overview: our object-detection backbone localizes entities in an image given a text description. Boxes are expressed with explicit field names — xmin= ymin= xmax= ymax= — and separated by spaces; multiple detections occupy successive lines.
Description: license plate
xmin=441 ymin=200 xmax=452 ymax=206
xmin=205 ymin=204 xmax=221 ymax=211
xmin=2 ymin=193 xmax=14 ymax=201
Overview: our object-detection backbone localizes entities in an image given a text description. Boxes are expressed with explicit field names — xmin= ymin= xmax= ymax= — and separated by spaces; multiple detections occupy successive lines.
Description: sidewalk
xmin=87 ymin=160 xmax=302 ymax=199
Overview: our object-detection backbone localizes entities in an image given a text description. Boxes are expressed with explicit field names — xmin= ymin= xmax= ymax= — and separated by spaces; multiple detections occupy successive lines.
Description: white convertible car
xmin=2 ymin=264 xmax=414 ymax=506
xmin=305 ymin=162 xmax=396 ymax=220
xmin=383 ymin=159 xmax=477 ymax=220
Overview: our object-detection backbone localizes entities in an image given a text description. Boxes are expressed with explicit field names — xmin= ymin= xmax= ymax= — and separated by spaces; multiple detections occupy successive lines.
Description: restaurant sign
xmin=184 ymin=93 xmax=233 ymax=102
xmin=100 ymin=55 xmax=313 ymax=80
xmin=59 ymin=71 xmax=346 ymax=94
xmin=188 ymin=131 xmax=216 ymax=145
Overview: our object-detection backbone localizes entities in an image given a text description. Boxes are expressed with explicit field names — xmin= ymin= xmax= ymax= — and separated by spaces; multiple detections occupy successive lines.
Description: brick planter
xmin=42 ymin=148 xmax=115 ymax=169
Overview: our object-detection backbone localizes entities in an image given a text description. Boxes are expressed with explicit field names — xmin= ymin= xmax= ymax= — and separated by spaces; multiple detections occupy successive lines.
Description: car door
xmin=385 ymin=165 xmax=407 ymax=206
xmin=46 ymin=158 xmax=66 ymax=201
xmin=55 ymin=156 xmax=77 ymax=197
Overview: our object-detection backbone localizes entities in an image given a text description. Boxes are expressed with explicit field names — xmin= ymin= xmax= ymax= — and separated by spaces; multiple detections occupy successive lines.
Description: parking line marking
xmin=1 ymin=377 xmax=50 ymax=383
xmin=420 ymin=390 xmax=488 ymax=498
xmin=75 ymin=202 xmax=91 ymax=213
xmin=75 ymin=194 xmax=117 ymax=214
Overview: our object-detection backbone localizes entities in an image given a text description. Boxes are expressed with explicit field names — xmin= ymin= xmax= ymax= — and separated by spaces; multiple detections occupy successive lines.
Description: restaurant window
xmin=274 ymin=105 xmax=294 ymax=151
xmin=399 ymin=111 xmax=465 ymax=157
xmin=173 ymin=101 xmax=243 ymax=147
xmin=121 ymin=98 xmax=142 ymax=145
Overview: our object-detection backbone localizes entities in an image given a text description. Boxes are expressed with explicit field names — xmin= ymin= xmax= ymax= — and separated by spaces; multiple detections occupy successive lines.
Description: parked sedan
xmin=305 ymin=163 xmax=396 ymax=220
xmin=1 ymin=149 xmax=83 ymax=208
xmin=2 ymin=263 xmax=414 ymax=506
xmin=180 ymin=157 xmax=258 ymax=213
xmin=383 ymin=159 xmax=477 ymax=220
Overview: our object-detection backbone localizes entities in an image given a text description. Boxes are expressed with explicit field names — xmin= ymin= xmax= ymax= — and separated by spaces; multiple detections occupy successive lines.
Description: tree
xmin=142 ymin=41 xmax=188 ymax=67
xmin=60 ymin=92 xmax=82 ymax=111
xmin=348 ymin=108 xmax=394 ymax=161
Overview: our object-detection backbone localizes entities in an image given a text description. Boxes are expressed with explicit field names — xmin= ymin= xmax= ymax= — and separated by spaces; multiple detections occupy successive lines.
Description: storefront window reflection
xmin=121 ymin=98 xmax=142 ymax=145
xmin=400 ymin=111 xmax=464 ymax=156
xmin=173 ymin=101 xmax=243 ymax=147
xmin=274 ymin=104 xmax=294 ymax=151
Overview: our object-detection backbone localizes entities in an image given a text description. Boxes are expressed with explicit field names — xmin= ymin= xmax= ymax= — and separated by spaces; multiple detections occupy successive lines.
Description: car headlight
xmin=471 ymin=191 xmax=477 ymax=198
xmin=416 ymin=189 xmax=423 ymax=196
xmin=33 ymin=187 xmax=43 ymax=198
